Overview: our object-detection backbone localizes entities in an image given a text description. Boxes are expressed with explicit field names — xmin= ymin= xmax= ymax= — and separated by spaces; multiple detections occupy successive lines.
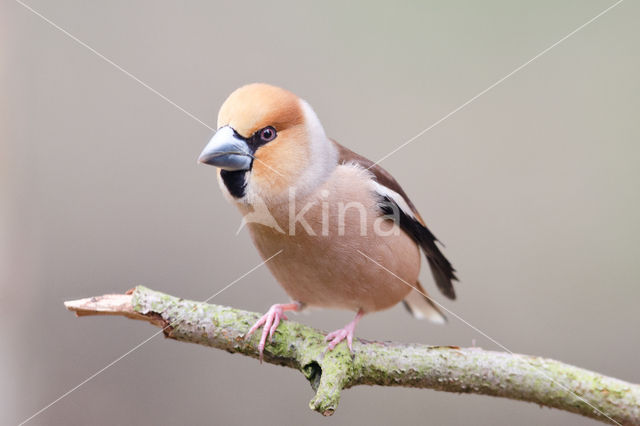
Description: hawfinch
xmin=199 ymin=84 xmax=457 ymax=360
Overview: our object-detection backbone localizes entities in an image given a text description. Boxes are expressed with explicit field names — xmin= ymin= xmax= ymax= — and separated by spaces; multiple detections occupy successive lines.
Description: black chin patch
xmin=220 ymin=169 xmax=248 ymax=198
xmin=219 ymin=126 xmax=275 ymax=198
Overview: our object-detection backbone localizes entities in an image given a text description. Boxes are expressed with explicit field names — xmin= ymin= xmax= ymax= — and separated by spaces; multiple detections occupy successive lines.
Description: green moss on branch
xmin=64 ymin=286 xmax=640 ymax=424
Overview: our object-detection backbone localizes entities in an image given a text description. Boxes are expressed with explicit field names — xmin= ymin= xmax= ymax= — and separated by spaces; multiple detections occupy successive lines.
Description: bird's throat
xmin=220 ymin=169 xmax=248 ymax=198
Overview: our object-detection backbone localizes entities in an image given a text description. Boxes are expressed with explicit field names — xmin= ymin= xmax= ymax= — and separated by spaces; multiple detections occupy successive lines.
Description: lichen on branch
xmin=64 ymin=286 xmax=640 ymax=424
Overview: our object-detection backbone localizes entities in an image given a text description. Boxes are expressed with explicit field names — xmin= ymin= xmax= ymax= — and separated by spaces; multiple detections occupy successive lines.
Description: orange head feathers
xmin=199 ymin=83 xmax=338 ymax=203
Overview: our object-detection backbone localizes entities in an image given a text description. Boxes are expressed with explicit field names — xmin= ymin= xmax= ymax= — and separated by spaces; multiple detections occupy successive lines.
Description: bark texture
xmin=64 ymin=286 xmax=640 ymax=424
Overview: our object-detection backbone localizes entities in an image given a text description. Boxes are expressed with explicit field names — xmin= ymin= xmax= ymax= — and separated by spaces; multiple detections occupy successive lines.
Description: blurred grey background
xmin=2 ymin=1 xmax=639 ymax=425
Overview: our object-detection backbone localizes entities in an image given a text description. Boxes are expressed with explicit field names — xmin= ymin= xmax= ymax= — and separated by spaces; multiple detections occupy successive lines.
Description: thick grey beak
xmin=198 ymin=126 xmax=252 ymax=171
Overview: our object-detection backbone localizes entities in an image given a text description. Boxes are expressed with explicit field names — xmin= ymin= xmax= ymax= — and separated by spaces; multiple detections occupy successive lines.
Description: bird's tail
xmin=402 ymin=281 xmax=447 ymax=324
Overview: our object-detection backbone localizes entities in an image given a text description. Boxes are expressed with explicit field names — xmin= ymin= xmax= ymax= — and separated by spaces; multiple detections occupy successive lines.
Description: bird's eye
xmin=259 ymin=126 xmax=277 ymax=142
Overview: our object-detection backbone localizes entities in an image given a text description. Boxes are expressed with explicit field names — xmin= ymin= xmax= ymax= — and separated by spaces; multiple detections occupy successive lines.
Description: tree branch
xmin=64 ymin=286 xmax=639 ymax=424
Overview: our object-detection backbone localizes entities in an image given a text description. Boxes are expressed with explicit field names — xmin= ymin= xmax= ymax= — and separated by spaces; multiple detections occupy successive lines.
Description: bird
xmin=198 ymin=83 xmax=457 ymax=361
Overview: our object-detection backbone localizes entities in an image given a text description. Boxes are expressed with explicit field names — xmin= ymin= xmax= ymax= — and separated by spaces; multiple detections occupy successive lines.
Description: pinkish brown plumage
xmin=199 ymin=83 xmax=457 ymax=360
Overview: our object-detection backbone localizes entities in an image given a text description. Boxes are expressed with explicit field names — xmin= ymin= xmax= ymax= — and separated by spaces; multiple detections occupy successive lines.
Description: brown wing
xmin=332 ymin=140 xmax=425 ymax=225
xmin=333 ymin=140 xmax=459 ymax=299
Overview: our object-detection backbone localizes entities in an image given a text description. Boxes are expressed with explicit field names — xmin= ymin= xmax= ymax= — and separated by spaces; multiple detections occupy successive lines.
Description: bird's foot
xmin=245 ymin=302 xmax=300 ymax=362
xmin=324 ymin=309 xmax=364 ymax=353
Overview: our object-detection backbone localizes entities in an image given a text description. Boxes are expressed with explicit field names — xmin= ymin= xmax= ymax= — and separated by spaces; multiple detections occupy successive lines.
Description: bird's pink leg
xmin=325 ymin=309 xmax=364 ymax=352
xmin=245 ymin=302 xmax=301 ymax=362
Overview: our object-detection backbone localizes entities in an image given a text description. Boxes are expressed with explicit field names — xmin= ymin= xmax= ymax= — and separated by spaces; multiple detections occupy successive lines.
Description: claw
xmin=245 ymin=302 xmax=299 ymax=362
xmin=269 ymin=312 xmax=286 ymax=342
xmin=324 ymin=309 xmax=364 ymax=353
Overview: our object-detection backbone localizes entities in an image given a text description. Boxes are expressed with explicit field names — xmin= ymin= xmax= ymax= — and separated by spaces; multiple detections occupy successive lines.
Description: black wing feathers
xmin=332 ymin=139 xmax=458 ymax=300
xmin=379 ymin=196 xmax=458 ymax=299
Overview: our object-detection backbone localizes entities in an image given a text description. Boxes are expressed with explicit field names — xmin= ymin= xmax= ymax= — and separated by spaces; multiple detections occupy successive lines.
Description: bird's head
xmin=199 ymin=83 xmax=337 ymax=204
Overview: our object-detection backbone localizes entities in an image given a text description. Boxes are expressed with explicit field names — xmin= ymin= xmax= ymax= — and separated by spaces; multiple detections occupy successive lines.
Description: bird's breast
xmin=240 ymin=165 xmax=420 ymax=312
